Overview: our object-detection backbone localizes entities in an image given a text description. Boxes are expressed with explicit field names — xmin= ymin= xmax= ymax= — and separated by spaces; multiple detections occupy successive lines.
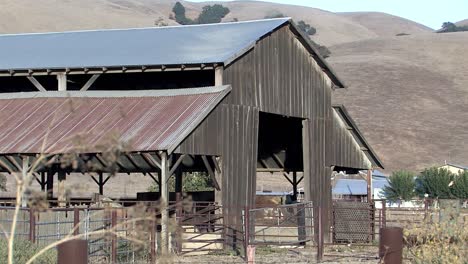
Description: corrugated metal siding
xmin=0 ymin=87 xmax=229 ymax=154
xmin=329 ymin=109 xmax=372 ymax=170
xmin=223 ymin=26 xmax=333 ymax=118
xmin=221 ymin=24 xmax=337 ymax=238
xmin=177 ymin=24 xmax=375 ymax=242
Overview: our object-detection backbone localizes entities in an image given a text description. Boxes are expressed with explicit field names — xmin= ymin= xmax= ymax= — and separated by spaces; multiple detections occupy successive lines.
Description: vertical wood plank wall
xmin=177 ymin=23 xmax=373 ymax=240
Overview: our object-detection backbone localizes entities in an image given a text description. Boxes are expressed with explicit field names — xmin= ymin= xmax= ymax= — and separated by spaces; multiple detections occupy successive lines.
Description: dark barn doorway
xmin=256 ymin=112 xmax=304 ymax=203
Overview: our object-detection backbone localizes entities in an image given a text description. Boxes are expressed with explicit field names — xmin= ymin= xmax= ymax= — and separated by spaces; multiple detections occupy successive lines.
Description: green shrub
xmin=148 ymin=172 xmax=214 ymax=192
xmin=197 ymin=4 xmax=230 ymax=24
xmin=382 ymin=170 xmax=416 ymax=201
xmin=416 ymin=167 xmax=455 ymax=199
xmin=451 ymin=170 xmax=468 ymax=199
xmin=0 ymin=239 xmax=57 ymax=263
xmin=172 ymin=2 xmax=230 ymax=25
xmin=172 ymin=2 xmax=191 ymax=25
xmin=438 ymin=21 xmax=468 ymax=33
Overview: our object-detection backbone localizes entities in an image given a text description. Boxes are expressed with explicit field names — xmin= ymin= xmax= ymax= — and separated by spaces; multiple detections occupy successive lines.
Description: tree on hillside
xmin=197 ymin=4 xmax=230 ymax=24
xmin=382 ymin=170 xmax=416 ymax=201
xmin=441 ymin=22 xmax=457 ymax=32
xmin=297 ymin=20 xmax=316 ymax=35
xmin=171 ymin=2 xmax=229 ymax=25
xmin=439 ymin=21 xmax=468 ymax=33
xmin=172 ymin=1 xmax=193 ymax=25
xmin=416 ymin=167 xmax=455 ymax=199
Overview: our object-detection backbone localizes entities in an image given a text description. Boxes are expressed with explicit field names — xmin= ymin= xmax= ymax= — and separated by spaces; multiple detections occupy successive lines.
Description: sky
xmin=190 ymin=0 xmax=468 ymax=29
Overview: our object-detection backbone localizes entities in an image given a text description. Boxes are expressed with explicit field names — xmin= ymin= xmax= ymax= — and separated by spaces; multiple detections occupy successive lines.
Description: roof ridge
xmin=0 ymin=18 xmax=291 ymax=37
xmin=0 ymin=86 xmax=231 ymax=99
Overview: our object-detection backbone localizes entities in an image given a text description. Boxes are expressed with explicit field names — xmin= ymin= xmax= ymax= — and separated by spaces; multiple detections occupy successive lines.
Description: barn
xmin=0 ymin=18 xmax=383 ymax=249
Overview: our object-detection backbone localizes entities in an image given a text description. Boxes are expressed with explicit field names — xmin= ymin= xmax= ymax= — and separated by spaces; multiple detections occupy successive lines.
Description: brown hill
xmin=329 ymin=32 xmax=468 ymax=171
xmin=456 ymin=19 xmax=468 ymax=26
xmin=0 ymin=0 xmax=432 ymax=46
xmin=338 ymin=12 xmax=433 ymax=36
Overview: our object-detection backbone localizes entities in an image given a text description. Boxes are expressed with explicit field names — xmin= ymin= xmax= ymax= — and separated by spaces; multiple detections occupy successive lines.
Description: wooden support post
xmin=160 ymin=151 xmax=170 ymax=255
xmin=57 ymin=171 xmax=66 ymax=207
xmin=301 ymin=120 xmax=313 ymax=243
xmin=215 ymin=66 xmax=223 ymax=86
xmin=40 ymin=172 xmax=46 ymax=191
xmin=46 ymin=172 xmax=54 ymax=200
xmin=29 ymin=209 xmax=36 ymax=243
xmin=73 ymin=208 xmax=80 ymax=235
xmin=301 ymin=120 xmax=311 ymax=202
xmin=99 ymin=173 xmax=104 ymax=195
xmin=174 ymin=169 xmax=183 ymax=253
xmin=214 ymin=157 xmax=223 ymax=206
xmin=57 ymin=73 xmax=67 ymax=91
xmin=110 ymin=211 xmax=117 ymax=263
xmin=292 ymin=171 xmax=298 ymax=200
xmin=367 ymin=169 xmax=372 ymax=203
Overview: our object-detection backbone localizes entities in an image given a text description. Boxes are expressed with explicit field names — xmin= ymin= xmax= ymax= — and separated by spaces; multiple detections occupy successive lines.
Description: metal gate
xmin=332 ymin=201 xmax=375 ymax=243
xmin=248 ymin=202 xmax=314 ymax=246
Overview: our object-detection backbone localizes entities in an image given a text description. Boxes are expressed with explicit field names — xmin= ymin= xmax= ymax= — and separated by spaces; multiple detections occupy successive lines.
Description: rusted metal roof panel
xmin=0 ymin=86 xmax=230 ymax=154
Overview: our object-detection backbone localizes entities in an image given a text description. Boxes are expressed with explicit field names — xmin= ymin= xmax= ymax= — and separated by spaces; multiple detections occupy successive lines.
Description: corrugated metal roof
xmin=0 ymin=18 xmax=289 ymax=70
xmin=446 ymin=163 xmax=468 ymax=170
xmin=333 ymin=179 xmax=389 ymax=195
xmin=0 ymin=86 xmax=230 ymax=154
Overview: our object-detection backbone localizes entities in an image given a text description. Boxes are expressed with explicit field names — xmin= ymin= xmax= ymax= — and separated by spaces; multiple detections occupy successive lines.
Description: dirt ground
xmin=171 ymin=246 xmax=380 ymax=263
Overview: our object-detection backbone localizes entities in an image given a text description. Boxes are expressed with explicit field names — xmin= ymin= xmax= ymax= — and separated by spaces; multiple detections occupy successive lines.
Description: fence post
xmin=57 ymin=239 xmax=88 ymax=264
xmin=150 ymin=208 xmax=157 ymax=262
xmin=244 ymin=206 xmax=250 ymax=251
xmin=29 ymin=209 xmax=35 ymax=243
xmin=73 ymin=208 xmax=80 ymax=236
xmin=424 ymin=198 xmax=429 ymax=220
xmin=382 ymin=200 xmax=387 ymax=228
xmin=379 ymin=227 xmax=403 ymax=264
xmin=244 ymin=205 xmax=256 ymax=263
xmin=110 ymin=210 xmax=117 ymax=263
xmin=316 ymin=206 xmax=323 ymax=262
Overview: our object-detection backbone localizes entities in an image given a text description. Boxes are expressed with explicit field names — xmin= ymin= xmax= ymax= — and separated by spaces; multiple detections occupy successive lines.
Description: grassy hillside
xmin=338 ymin=12 xmax=433 ymax=36
xmin=329 ymin=32 xmax=468 ymax=171
xmin=0 ymin=0 xmax=432 ymax=46
xmin=456 ymin=19 xmax=468 ymax=26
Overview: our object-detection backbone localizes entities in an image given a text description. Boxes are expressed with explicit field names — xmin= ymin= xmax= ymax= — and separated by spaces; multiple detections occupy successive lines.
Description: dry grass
xmin=338 ymin=12 xmax=433 ymax=36
xmin=0 ymin=0 xmax=432 ymax=46
xmin=456 ymin=19 xmax=468 ymax=27
xmin=329 ymin=32 xmax=468 ymax=171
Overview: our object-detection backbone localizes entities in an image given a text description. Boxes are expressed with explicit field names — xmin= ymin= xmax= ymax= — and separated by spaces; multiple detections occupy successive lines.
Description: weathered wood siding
xmin=178 ymin=24 xmax=369 ymax=239
xmin=329 ymin=110 xmax=372 ymax=170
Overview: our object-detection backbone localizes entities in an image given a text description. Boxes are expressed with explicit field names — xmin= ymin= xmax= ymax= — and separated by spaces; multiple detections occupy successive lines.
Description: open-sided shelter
xmin=0 ymin=18 xmax=383 ymax=246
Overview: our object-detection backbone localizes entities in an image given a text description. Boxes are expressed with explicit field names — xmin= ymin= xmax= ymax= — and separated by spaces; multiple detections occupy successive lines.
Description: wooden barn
xmin=0 ymin=18 xmax=383 ymax=247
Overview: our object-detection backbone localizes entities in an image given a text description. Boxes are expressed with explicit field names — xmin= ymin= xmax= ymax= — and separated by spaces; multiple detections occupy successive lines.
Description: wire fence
xmin=0 ymin=199 xmax=466 ymax=263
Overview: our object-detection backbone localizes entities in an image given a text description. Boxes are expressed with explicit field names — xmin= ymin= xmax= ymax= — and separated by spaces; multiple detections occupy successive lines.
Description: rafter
xmin=201 ymin=155 xmax=220 ymax=190
xmin=80 ymin=74 xmax=100 ymax=91
xmin=27 ymin=76 xmax=47 ymax=92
